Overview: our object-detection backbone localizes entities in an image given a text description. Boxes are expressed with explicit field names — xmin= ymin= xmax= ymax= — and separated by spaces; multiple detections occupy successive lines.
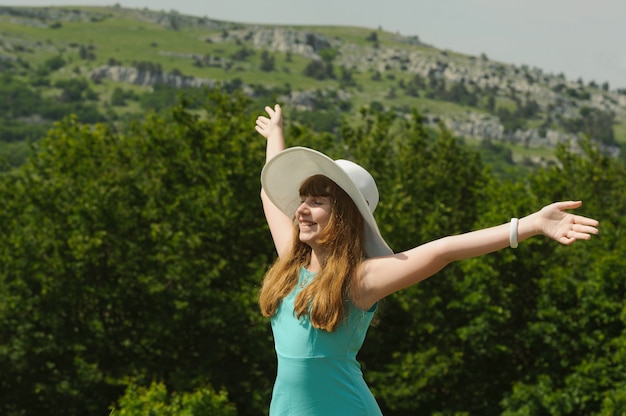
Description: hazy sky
xmin=5 ymin=0 xmax=626 ymax=89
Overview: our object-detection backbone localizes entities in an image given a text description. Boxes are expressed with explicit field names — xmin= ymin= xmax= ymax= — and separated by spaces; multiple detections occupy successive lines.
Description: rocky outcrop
xmin=84 ymin=20 xmax=623 ymax=157
xmin=206 ymin=28 xmax=335 ymax=60
xmin=88 ymin=64 xmax=621 ymax=156
xmin=0 ymin=6 xmax=109 ymax=25
xmin=0 ymin=5 xmax=230 ymax=31
xmin=5 ymin=6 xmax=624 ymax=160
xmin=90 ymin=65 xmax=217 ymax=89
xmin=216 ymin=27 xmax=624 ymax=119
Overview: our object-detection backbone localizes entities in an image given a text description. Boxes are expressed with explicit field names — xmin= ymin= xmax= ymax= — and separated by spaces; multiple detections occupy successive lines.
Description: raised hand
xmin=535 ymin=201 xmax=599 ymax=245
xmin=256 ymin=104 xmax=285 ymax=163
xmin=255 ymin=104 xmax=283 ymax=140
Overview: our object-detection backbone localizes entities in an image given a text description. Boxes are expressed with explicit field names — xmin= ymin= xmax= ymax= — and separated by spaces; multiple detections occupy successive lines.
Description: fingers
xmin=256 ymin=116 xmax=269 ymax=127
xmin=553 ymin=200 xmax=583 ymax=211
xmin=256 ymin=104 xmax=282 ymax=138
xmin=562 ymin=231 xmax=591 ymax=245
xmin=255 ymin=116 xmax=268 ymax=138
xmin=558 ymin=222 xmax=599 ymax=245
xmin=569 ymin=214 xmax=600 ymax=240
xmin=549 ymin=201 xmax=600 ymax=244
xmin=573 ymin=214 xmax=599 ymax=227
xmin=571 ymin=230 xmax=592 ymax=240
xmin=262 ymin=104 xmax=282 ymax=120
xmin=559 ymin=232 xmax=588 ymax=246
xmin=258 ymin=104 xmax=281 ymax=124
xmin=572 ymin=223 xmax=599 ymax=235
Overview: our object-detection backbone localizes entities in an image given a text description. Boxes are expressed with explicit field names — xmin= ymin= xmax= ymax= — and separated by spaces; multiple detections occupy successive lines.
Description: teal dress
xmin=269 ymin=268 xmax=382 ymax=415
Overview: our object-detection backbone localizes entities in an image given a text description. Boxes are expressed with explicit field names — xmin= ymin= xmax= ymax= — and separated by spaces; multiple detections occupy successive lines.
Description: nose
xmin=296 ymin=200 xmax=310 ymax=216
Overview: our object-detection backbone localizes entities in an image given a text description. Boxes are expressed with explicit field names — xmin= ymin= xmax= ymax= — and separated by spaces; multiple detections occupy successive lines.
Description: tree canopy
xmin=0 ymin=89 xmax=624 ymax=415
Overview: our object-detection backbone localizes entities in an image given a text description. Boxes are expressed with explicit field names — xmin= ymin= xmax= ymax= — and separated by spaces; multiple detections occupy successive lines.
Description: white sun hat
xmin=261 ymin=146 xmax=393 ymax=258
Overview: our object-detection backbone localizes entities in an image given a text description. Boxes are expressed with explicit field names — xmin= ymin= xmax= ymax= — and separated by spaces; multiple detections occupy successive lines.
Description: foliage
xmin=132 ymin=61 xmax=163 ymax=74
xmin=0 ymin=73 xmax=107 ymax=166
xmin=303 ymin=59 xmax=335 ymax=80
xmin=559 ymin=107 xmax=616 ymax=145
xmin=318 ymin=48 xmax=338 ymax=63
xmin=38 ymin=54 xmax=66 ymax=75
xmin=112 ymin=380 xmax=237 ymax=416
xmin=0 ymin=89 xmax=625 ymax=416
xmin=366 ymin=136 xmax=626 ymax=415
xmin=259 ymin=51 xmax=276 ymax=72
xmin=54 ymin=78 xmax=98 ymax=103
xmin=111 ymin=87 xmax=130 ymax=106
xmin=231 ymin=46 xmax=255 ymax=62
xmin=339 ymin=66 xmax=358 ymax=88
xmin=398 ymin=74 xmax=549 ymax=134
xmin=475 ymin=139 xmax=532 ymax=181
xmin=0 ymin=90 xmax=276 ymax=415
xmin=290 ymin=89 xmax=353 ymax=132
xmin=366 ymin=31 xmax=379 ymax=45
xmin=138 ymin=85 xmax=210 ymax=113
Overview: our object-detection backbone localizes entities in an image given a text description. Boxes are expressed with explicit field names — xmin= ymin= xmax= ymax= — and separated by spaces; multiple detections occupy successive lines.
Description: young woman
xmin=255 ymin=104 xmax=599 ymax=415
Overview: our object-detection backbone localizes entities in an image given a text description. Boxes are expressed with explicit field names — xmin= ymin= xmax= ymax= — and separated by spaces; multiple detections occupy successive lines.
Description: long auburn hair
xmin=259 ymin=174 xmax=366 ymax=332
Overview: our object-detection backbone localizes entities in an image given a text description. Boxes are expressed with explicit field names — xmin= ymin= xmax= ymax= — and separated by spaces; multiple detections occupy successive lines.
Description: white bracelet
xmin=509 ymin=218 xmax=519 ymax=248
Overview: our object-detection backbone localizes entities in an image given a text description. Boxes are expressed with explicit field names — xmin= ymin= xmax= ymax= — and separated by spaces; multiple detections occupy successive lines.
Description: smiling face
xmin=296 ymin=174 xmax=365 ymax=258
xmin=296 ymin=194 xmax=332 ymax=248
xmin=296 ymin=175 xmax=336 ymax=252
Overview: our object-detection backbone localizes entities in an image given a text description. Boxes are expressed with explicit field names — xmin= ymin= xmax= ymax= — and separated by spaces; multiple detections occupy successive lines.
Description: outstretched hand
xmin=536 ymin=201 xmax=599 ymax=245
xmin=255 ymin=104 xmax=283 ymax=140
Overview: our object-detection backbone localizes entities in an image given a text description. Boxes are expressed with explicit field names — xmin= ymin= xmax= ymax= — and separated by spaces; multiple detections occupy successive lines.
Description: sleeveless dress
xmin=269 ymin=267 xmax=383 ymax=415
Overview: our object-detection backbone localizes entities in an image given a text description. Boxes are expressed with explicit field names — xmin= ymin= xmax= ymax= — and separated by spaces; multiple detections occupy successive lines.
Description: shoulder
xmin=353 ymin=242 xmax=450 ymax=309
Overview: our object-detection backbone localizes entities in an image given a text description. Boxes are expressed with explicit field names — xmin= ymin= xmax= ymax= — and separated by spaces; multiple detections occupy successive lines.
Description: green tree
xmin=0 ymin=90 xmax=276 ymax=415
xmin=303 ymin=59 xmax=335 ymax=80
xmin=230 ymin=46 xmax=254 ymax=62
xmin=54 ymin=78 xmax=91 ymax=102
xmin=111 ymin=87 xmax=127 ymax=106
xmin=339 ymin=109 xmax=493 ymax=415
xmin=78 ymin=44 xmax=96 ymax=60
xmin=560 ymin=107 xmax=616 ymax=145
xmin=403 ymin=74 xmax=427 ymax=97
xmin=339 ymin=66 xmax=357 ymax=88
xmin=318 ymin=48 xmax=338 ymax=63
xmin=497 ymin=139 xmax=626 ymax=415
xmin=38 ymin=54 xmax=66 ymax=75
xmin=259 ymin=50 xmax=275 ymax=72
xmin=112 ymin=380 xmax=237 ymax=416
xmin=334 ymin=110 xmax=624 ymax=415
xmin=1 ymin=91 xmax=623 ymax=416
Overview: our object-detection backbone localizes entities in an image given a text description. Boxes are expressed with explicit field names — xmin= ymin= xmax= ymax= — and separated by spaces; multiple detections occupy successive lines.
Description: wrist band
xmin=509 ymin=218 xmax=519 ymax=248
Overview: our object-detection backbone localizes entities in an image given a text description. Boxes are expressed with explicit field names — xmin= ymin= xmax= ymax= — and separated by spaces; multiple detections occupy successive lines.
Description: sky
xmin=5 ymin=0 xmax=626 ymax=89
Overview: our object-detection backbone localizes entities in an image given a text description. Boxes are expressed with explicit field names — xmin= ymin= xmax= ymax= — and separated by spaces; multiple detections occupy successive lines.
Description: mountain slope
xmin=0 ymin=5 xmax=624 ymax=169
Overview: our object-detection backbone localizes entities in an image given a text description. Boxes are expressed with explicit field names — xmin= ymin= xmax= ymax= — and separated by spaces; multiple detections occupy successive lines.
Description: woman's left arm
xmin=354 ymin=201 xmax=599 ymax=310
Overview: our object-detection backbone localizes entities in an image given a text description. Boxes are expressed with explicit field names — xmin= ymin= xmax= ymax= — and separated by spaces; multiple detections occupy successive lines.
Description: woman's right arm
xmin=256 ymin=104 xmax=294 ymax=256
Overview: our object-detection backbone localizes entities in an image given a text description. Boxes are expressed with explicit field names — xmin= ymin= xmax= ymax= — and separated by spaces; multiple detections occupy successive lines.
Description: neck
xmin=307 ymin=248 xmax=326 ymax=272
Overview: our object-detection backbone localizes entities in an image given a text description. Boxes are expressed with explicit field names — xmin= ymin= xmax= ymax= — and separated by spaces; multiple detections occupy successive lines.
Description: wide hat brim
xmin=261 ymin=147 xmax=393 ymax=258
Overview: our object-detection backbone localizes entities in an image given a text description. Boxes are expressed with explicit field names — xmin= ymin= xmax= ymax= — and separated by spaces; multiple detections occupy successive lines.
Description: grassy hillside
xmin=1 ymin=5 xmax=624 ymax=176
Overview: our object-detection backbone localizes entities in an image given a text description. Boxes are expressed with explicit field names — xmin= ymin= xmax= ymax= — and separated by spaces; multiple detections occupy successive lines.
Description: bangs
xmin=299 ymin=175 xmax=337 ymax=197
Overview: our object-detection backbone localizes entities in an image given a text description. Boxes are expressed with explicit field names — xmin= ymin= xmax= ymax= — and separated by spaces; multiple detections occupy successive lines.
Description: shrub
xmin=112 ymin=381 xmax=237 ymax=416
